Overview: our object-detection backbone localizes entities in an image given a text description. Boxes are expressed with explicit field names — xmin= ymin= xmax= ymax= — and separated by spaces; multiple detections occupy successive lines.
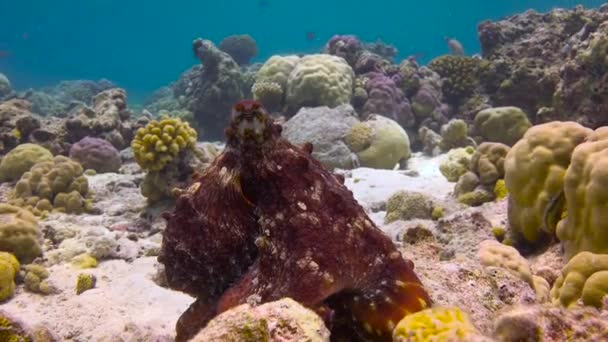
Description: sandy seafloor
xmin=1 ymin=153 xmax=538 ymax=341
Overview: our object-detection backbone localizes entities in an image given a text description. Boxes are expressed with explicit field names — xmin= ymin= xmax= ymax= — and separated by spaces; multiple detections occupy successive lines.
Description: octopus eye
xmin=251 ymin=102 xmax=260 ymax=110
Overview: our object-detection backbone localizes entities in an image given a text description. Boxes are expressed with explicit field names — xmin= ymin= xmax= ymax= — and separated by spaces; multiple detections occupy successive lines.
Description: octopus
xmin=159 ymin=99 xmax=432 ymax=341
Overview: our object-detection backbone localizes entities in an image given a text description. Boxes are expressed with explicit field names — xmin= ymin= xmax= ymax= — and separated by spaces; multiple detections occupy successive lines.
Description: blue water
xmin=0 ymin=0 xmax=603 ymax=103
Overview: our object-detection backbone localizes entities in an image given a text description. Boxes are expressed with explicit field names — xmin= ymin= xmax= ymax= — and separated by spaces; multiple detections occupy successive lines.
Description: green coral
xmin=0 ymin=144 xmax=53 ymax=182
xmin=385 ymin=191 xmax=434 ymax=223
xmin=556 ymin=127 xmax=608 ymax=260
xmin=457 ymin=188 xmax=494 ymax=207
xmin=75 ymin=273 xmax=96 ymax=295
xmin=23 ymin=264 xmax=54 ymax=295
xmin=439 ymin=119 xmax=475 ymax=152
xmin=71 ymin=253 xmax=98 ymax=269
xmin=550 ymin=251 xmax=608 ymax=308
xmin=0 ymin=252 xmax=19 ymax=302
xmin=439 ymin=147 xmax=474 ymax=182
xmin=428 ymin=56 xmax=480 ymax=104
xmin=131 ymin=117 xmax=197 ymax=172
xmin=473 ymin=106 xmax=532 ymax=146
xmin=505 ymin=121 xmax=591 ymax=246
xmin=345 ymin=115 xmax=411 ymax=169
xmin=9 ymin=156 xmax=93 ymax=216
xmin=0 ymin=311 xmax=32 ymax=342
xmin=431 ymin=206 xmax=445 ymax=220
xmin=392 ymin=307 xmax=482 ymax=342
xmin=0 ymin=204 xmax=42 ymax=263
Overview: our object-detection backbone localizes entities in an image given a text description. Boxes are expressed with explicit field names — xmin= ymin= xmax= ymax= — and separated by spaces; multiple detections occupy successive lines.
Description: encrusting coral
xmin=160 ymin=99 xmax=431 ymax=341
xmin=131 ymin=117 xmax=198 ymax=172
xmin=9 ymin=156 xmax=94 ymax=216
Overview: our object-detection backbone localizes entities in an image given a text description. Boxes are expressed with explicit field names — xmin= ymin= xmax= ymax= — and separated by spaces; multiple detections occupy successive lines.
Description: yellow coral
xmin=493 ymin=179 xmax=508 ymax=200
xmin=504 ymin=122 xmax=591 ymax=245
xmin=71 ymin=253 xmax=98 ymax=269
xmin=556 ymin=127 xmax=608 ymax=260
xmin=23 ymin=264 xmax=54 ymax=295
xmin=0 ymin=143 xmax=53 ymax=182
xmin=439 ymin=147 xmax=474 ymax=182
xmin=0 ymin=311 xmax=31 ymax=341
xmin=75 ymin=273 xmax=96 ymax=295
xmin=550 ymin=251 xmax=608 ymax=308
xmin=132 ymin=117 xmax=197 ymax=171
xmin=478 ymin=240 xmax=549 ymax=302
xmin=9 ymin=156 xmax=93 ymax=216
xmin=346 ymin=115 xmax=411 ymax=169
xmin=0 ymin=252 xmax=19 ymax=302
xmin=0 ymin=204 xmax=42 ymax=263
xmin=392 ymin=307 xmax=482 ymax=342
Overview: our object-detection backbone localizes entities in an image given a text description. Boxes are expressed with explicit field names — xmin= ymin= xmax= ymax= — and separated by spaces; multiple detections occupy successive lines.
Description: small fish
xmin=306 ymin=31 xmax=316 ymax=41
xmin=542 ymin=190 xmax=565 ymax=233
xmin=444 ymin=36 xmax=464 ymax=56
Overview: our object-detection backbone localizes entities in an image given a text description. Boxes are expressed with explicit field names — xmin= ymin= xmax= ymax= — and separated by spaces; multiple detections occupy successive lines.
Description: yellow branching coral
xmin=550 ymin=251 xmax=608 ymax=308
xmin=9 ymin=156 xmax=93 ymax=216
xmin=131 ymin=117 xmax=197 ymax=171
xmin=504 ymin=122 xmax=591 ymax=246
xmin=392 ymin=307 xmax=485 ymax=342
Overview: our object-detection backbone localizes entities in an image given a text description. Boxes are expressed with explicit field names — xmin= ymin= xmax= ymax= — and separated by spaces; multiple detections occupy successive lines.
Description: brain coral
xmin=10 ymin=156 xmax=93 ymax=215
xmin=131 ymin=117 xmax=198 ymax=172
xmin=255 ymin=55 xmax=301 ymax=90
xmin=345 ymin=115 xmax=411 ymax=169
xmin=0 ymin=144 xmax=53 ymax=183
xmin=0 ymin=204 xmax=42 ymax=263
xmin=69 ymin=137 xmax=121 ymax=173
xmin=505 ymin=121 xmax=591 ymax=246
xmin=556 ymin=127 xmax=608 ymax=260
xmin=474 ymin=106 xmax=532 ymax=146
xmin=470 ymin=142 xmax=510 ymax=185
xmin=285 ymin=54 xmax=354 ymax=110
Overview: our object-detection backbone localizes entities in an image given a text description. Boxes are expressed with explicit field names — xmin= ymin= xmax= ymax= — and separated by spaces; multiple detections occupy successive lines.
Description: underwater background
xmin=0 ymin=0 xmax=605 ymax=102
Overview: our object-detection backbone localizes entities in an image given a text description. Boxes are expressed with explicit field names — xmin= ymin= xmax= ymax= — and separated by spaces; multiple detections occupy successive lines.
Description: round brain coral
xmin=131 ymin=117 xmax=197 ymax=172
xmin=0 ymin=252 xmax=19 ymax=302
xmin=474 ymin=107 xmax=531 ymax=146
xmin=505 ymin=122 xmax=591 ymax=246
xmin=69 ymin=137 xmax=122 ymax=173
xmin=285 ymin=54 xmax=354 ymax=110
xmin=255 ymin=55 xmax=301 ymax=90
xmin=9 ymin=156 xmax=93 ymax=215
xmin=345 ymin=115 xmax=411 ymax=169
xmin=0 ymin=143 xmax=53 ymax=182
xmin=0 ymin=204 xmax=42 ymax=263
xmin=556 ymin=127 xmax=608 ymax=260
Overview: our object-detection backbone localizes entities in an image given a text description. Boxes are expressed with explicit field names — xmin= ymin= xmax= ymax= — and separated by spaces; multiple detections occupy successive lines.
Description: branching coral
xmin=131 ymin=117 xmax=198 ymax=172
xmin=504 ymin=122 xmax=591 ymax=247
xmin=428 ymin=56 xmax=480 ymax=104
xmin=9 ymin=156 xmax=93 ymax=215
xmin=160 ymin=99 xmax=431 ymax=341
xmin=550 ymin=251 xmax=608 ymax=308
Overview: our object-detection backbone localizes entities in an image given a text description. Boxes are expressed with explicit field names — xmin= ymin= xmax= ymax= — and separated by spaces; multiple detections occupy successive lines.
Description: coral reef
xmin=285 ymin=54 xmax=354 ymax=111
xmin=504 ymin=121 xmax=591 ymax=247
xmin=0 ymin=73 xmax=11 ymax=98
xmin=556 ymin=127 xmax=608 ymax=259
xmin=392 ymin=307 xmax=487 ymax=342
xmin=9 ymin=156 xmax=94 ymax=215
xmin=470 ymin=142 xmax=510 ymax=185
xmin=325 ymin=35 xmax=363 ymax=67
xmin=0 ymin=143 xmax=53 ymax=182
xmin=160 ymin=100 xmax=431 ymax=341
xmin=0 ymin=100 xmax=41 ymax=154
xmin=191 ymin=298 xmax=330 ymax=342
xmin=0 ymin=204 xmax=42 ymax=263
xmin=344 ymin=115 xmax=411 ymax=169
xmin=361 ymin=72 xmax=415 ymax=128
xmin=282 ymin=104 xmax=359 ymax=170
xmin=175 ymin=39 xmax=243 ymax=140
xmin=550 ymin=251 xmax=608 ymax=308
xmin=69 ymin=137 xmax=122 ymax=173
xmin=218 ymin=34 xmax=258 ymax=65
xmin=473 ymin=106 xmax=531 ymax=146
xmin=439 ymin=119 xmax=476 ymax=151
xmin=428 ymin=56 xmax=481 ymax=105
xmin=131 ymin=117 xmax=198 ymax=172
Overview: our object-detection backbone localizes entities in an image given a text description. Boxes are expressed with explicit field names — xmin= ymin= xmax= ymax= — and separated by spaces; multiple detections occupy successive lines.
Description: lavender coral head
xmin=325 ymin=35 xmax=363 ymax=66
xmin=363 ymin=72 xmax=415 ymax=127
xmin=69 ymin=136 xmax=121 ymax=173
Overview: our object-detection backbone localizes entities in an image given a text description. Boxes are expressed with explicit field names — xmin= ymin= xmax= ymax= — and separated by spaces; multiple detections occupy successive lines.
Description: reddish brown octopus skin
xmin=161 ymin=99 xmax=432 ymax=341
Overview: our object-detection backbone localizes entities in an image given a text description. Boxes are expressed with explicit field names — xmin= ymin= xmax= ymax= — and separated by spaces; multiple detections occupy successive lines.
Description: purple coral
xmin=69 ymin=136 xmax=121 ymax=173
xmin=218 ymin=34 xmax=259 ymax=66
xmin=362 ymin=72 xmax=415 ymax=127
xmin=324 ymin=35 xmax=363 ymax=66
